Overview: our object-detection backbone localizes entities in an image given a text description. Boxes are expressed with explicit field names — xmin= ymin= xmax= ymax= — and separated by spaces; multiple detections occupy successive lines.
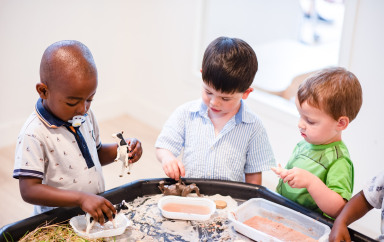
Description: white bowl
xmin=158 ymin=195 xmax=216 ymax=221
xmin=69 ymin=213 xmax=131 ymax=239
xmin=228 ymin=198 xmax=331 ymax=242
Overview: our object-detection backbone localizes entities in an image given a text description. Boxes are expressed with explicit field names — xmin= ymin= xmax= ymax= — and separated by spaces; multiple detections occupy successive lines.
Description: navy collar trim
xmin=35 ymin=98 xmax=95 ymax=169
xmin=35 ymin=98 xmax=88 ymax=128
xmin=35 ymin=98 xmax=68 ymax=128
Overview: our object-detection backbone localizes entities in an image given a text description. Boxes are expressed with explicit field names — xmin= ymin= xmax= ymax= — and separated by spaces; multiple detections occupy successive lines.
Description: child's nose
xmin=298 ymin=118 xmax=305 ymax=130
xmin=76 ymin=102 xmax=88 ymax=115
xmin=210 ymin=96 xmax=220 ymax=106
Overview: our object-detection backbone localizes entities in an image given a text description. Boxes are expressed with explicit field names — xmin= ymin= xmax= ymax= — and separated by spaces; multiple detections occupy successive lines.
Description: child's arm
xmin=19 ymin=177 xmax=116 ymax=225
xmin=98 ymin=138 xmax=142 ymax=166
xmin=156 ymin=148 xmax=185 ymax=180
xmin=245 ymin=172 xmax=262 ymax=185
xmin=329 ymin=190 xmax=373 ymax=242
xmin=273 ymin=166 xmax=346 ymax=218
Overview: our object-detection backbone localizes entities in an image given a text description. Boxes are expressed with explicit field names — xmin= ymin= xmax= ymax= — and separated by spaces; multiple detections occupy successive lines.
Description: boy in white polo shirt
xmin=13 ymin=40 xmax=143 ymax=226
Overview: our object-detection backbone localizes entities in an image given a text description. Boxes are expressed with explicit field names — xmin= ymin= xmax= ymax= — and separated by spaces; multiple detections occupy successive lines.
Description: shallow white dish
xmin=158 ymin=195 xmax=216 ymax=221
xmin=228 ymin=198 xmax=331 ymax=242
xmin=69 ymin=213 xmax=131 ymax=239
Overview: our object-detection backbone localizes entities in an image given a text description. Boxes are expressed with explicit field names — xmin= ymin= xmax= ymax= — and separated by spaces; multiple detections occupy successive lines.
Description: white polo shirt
xmin=13 ymin=99 xmax=105 ymax=215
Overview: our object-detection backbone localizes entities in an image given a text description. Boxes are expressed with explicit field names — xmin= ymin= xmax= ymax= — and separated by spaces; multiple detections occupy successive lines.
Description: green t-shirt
xmin=276 ymin=140 xmax=354 ymax=215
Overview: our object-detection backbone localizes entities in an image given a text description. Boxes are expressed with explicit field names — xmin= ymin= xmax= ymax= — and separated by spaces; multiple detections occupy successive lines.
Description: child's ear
xmin=337 ymin=116 xmax=350 ymax=131
xmin=36 ymin=83 xmax=48 ymax=99
xmin=242 ymin=87 xmax=254 ymax=100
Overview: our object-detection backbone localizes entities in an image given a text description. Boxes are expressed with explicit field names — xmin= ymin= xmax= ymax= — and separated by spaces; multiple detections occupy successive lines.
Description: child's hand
xmin=329 ymin=221 xmax=351 ymax=242
xmin=271 ymin=164 xmax=288 ymax=178
xmin=280 ymin=167 xmax=314 ymax=189
xmin=162 ymin=158 xmax=185 ymax=181
xmin=127 ymin=138 xmax=142 ymax=163
xmin=79 ymin=193 xmax=116 ymax=225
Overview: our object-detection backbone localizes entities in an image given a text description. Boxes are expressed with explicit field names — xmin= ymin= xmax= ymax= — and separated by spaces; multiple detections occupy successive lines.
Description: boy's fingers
xmin=106 ymin=200 xmax=116 ymax=214
xmin=271 ymin=164 xmax=284 ymax=175
xmin=129 ymin=140 xmax=142 ymax=162
xmin=103 ymin=206 xmax=115 ymax=222
xmin=173 ymin=163 xmax=181 ymax=180
xmin=95 ymin=208 xmax=104 ymax=225
xmin=271 ymin=167 xmax=279 ymax=174
xmin=177 ymin=160 xmax=185 ymax=177
xmin=283 ymin=173 xmax=294 ymax=183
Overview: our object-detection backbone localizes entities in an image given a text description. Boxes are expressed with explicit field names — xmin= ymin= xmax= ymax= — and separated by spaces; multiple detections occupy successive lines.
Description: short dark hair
xmin=297 ymin=67 xmax=363 ymax=122
xmin=202 ymin=37 xmax=258 ymax=93
xmin=40 ymin=40 xmax=97 ymax=90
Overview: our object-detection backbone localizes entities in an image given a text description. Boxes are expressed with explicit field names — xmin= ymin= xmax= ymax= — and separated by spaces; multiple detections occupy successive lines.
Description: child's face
xmin=40 ymin=73 xmax=97 ymax=123
xmin=295 ymin=98 xmax=342 ymax=145
xmin=201 ymin=82 xmax=252 ymax=118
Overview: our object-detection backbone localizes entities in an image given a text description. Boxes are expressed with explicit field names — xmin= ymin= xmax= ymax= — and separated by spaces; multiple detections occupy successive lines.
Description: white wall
xmin=0 ymin=0 xmax=202 ymax=147
xmin=336 ymin=0 xmax=384 ymax=237
xmin=0 ymin=0 xmax=383 ymax=239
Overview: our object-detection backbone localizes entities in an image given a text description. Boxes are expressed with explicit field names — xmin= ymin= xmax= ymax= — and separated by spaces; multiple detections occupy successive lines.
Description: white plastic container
xmin=69 ymin=213 xmax=131 ymax=239
xmin=158 ymin=195 xmax=216 ymax=221
xmin=228 ymin=198 xmax=331 ymax=242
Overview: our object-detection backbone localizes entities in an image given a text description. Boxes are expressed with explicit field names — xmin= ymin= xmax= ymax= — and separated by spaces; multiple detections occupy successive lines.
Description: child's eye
xmin=222 ymin=98 xmax=231 ymax=101
xmin=66 ymin=103 xmax=77 ymax=107
xmin=307 ymin=120 xmax=315 ymax=125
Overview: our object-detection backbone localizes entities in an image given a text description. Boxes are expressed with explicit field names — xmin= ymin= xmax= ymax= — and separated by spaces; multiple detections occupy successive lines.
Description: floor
xmin=0 ymin=114 xmax=165 ymax=228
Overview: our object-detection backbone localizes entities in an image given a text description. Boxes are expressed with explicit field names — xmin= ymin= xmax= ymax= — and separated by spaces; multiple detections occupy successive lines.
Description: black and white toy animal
xmin=112 ymin=131 xmax=133 ymax=177
xmin=85 ymin=200 xmax=130 ymax=234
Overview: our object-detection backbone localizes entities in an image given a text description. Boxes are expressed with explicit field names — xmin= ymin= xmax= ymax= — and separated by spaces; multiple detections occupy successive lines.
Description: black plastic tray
xmin=0 ymin=178 xmax=375 ymax=241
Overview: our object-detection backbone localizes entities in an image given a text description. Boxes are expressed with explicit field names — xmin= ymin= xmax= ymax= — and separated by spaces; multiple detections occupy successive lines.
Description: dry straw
xmin=17 ymin=219 xmax=104 ymax=242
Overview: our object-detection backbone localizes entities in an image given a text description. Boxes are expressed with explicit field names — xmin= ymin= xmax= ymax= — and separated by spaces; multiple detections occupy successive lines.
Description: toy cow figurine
xmin=112 ymin=131 xmax=132 ymax=177
xmin=85 ymin=200 xmax=130 ymax=234
xmin=158 ymin=179 xmax=202 ymax=197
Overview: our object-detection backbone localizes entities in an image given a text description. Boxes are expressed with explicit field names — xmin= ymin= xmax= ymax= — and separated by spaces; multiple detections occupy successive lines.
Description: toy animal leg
xmin=86 ymin=220 xmax=96 ymax=234
xmin=191 ymin=186 xmax=202 ymax=197
xmin=120 ymin=160 xmax=125 ymax=177
xmin=124 ymin=150 xmax=129 ymax=168
xmin=115 ymin=147 xmax=121 ymax=162
xmin=127 ymin=162 xmax=133 ymax=175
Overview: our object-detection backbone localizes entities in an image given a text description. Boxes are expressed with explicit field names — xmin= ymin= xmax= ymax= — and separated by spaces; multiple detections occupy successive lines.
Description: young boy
xmin=329 ymin=170 xmax=384 ymax=241
xmin=155 ymin=36 xmax=275 ymax=185
xmin=272 ymin=67 xmax=363 ymax=219
xmin=13 ymin=40 xmax=143 ymax=226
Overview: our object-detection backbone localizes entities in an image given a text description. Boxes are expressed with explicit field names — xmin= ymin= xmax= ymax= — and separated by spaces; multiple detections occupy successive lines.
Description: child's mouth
xmin=210 ymin=107 xmax=220 ymax=112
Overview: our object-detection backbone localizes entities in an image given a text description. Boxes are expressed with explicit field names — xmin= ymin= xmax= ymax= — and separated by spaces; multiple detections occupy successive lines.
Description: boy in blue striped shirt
xmin=155 ymin=36 xmax=275 ymax=185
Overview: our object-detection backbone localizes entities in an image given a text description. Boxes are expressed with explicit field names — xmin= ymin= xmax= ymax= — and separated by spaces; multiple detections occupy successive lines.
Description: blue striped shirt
xmin=155 ymin=99 xmax=275 ymax=182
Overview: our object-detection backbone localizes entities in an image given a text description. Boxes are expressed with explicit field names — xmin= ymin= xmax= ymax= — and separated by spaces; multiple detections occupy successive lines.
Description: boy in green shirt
xmin=272 ymin=67 xmax=363 ymax=219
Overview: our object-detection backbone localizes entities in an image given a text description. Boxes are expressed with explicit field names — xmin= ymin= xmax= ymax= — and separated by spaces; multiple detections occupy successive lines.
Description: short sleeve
xmin=244 ymin=119 xmax=276 ymax=173
xmin=155 ymin=105 xmax=186 ymax=157
xmin=326 ymin=157 xmax=354 ymax=200
xmin=363 ymin=170 xmax=384 ymax=209
xmin=14 ymin=132 xmax=45 ymax=179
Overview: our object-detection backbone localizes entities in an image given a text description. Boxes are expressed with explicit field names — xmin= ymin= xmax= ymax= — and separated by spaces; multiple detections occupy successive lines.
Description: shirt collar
xmin=35 ymin=98 xmax=70 ymax=128
xmin=190 ymin=99 xmax=255 ymax=124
